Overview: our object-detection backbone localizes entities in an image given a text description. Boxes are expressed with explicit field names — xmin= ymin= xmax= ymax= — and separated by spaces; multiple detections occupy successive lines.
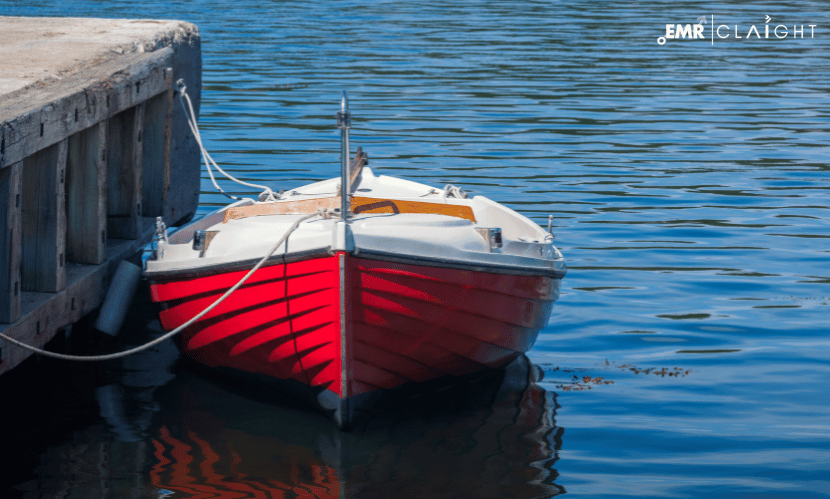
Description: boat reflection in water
xmin=150 ymin=355 xmax=565 ymax=498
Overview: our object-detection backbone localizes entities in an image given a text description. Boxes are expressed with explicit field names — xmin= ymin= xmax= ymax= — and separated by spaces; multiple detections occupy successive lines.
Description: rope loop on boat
xmin=0 ymin=210 xmax=328 ymax=361
xmin=443 ymin=184 xmax=468 ymax=199
xmin=176 ymin=79 xmax=279 ymax=203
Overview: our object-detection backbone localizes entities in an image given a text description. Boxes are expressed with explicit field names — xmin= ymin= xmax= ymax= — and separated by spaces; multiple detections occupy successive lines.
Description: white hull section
xmin=145 ymin=167 xmax=566 ymax=280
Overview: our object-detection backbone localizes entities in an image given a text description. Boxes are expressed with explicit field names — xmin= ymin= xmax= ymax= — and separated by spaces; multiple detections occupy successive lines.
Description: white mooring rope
xmin=0 ymin=211 xmax=325 ymax=361
xmin=177 ymin=79 xmax=278 ymax=203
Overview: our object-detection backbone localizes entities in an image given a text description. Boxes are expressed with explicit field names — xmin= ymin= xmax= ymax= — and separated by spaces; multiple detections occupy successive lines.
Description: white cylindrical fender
xmin=95 ymin=260 xmax=142 ymax=336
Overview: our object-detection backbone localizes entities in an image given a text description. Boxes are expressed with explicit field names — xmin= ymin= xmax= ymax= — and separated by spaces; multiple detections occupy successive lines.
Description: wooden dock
xmin=0 ymin=16 xmax=202 ymax=373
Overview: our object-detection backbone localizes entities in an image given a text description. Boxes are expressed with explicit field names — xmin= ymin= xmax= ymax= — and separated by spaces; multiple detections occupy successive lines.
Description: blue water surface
xmin=2 ymin=1 xmax=829 ymax=497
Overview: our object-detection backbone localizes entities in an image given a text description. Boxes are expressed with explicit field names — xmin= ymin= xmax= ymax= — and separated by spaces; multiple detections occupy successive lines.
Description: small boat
xmin=144 ymin=93 xmax=566 ymax=428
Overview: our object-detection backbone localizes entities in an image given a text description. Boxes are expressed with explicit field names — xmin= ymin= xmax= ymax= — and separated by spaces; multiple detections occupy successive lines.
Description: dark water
xmin=2 ymin=1 xmax=830 ymax=497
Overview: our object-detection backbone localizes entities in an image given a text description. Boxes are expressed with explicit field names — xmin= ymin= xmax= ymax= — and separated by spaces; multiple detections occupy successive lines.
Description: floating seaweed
xmin=539 ymin=360 xmax=692 ymax=392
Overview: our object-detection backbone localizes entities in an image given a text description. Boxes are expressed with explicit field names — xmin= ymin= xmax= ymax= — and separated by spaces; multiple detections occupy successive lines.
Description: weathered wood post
xmin=0 ymin=161 xmax=22 ymax=323
xmin=21 ymin=139 xmax=67 ymax=293
xmin=66 ymin=122 xmax=107 ymax=265
xmin=106 ymin=103 xmax=145 ymax=240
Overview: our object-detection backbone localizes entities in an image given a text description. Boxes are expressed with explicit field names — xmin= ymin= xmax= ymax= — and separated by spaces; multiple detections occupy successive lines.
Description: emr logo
xmin=659 ymin=24 xmax=705 ymax=45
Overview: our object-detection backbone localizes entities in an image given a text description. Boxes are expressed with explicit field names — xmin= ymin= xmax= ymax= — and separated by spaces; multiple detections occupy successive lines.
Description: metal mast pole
xmin=337 ymin=91 xmax=351 ymax=222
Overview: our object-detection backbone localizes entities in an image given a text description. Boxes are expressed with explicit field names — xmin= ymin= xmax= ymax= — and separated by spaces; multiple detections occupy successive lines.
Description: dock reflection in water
xmin=148 ymin=355 xmax=564 ymax=498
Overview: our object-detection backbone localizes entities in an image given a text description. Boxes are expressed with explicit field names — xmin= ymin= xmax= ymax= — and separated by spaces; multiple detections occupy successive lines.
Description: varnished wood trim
xmin=352 ymin=197 xmax=476 ymax=222
xmin=223 ymin=196 xmax=476 ymax=223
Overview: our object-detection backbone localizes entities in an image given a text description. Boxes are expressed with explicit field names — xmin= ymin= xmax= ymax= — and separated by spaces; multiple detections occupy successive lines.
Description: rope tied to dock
xmin=176 ymin=79 xmax=279 ymax=203
xmin=0 ymin=210 xmax=327 ymax=361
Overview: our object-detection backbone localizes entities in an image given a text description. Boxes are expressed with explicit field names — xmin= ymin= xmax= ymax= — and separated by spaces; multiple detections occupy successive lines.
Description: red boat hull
xmin=149 ymin=252 xmax=558 ymax=426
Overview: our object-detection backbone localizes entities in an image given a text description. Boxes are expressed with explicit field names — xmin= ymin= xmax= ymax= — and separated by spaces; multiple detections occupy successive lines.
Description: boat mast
xmin=337 ymin=91 xmax=351 ymax=222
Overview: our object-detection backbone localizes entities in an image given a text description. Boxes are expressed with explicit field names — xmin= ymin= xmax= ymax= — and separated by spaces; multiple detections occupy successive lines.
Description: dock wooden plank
xmin=0 ymin=48 xmax=173 ymax=169
xmin=0 ymin=162 xmax=22 ymax=323
xmin=21 ymin=140 xmax=67 ymax=293
xmin=66 ymin=123 xmax=107 ymax=264
xmin=142 ymin=89 xmax=173 ymax=217
xmin=106 ymin=103 xmax=144 ymax=239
